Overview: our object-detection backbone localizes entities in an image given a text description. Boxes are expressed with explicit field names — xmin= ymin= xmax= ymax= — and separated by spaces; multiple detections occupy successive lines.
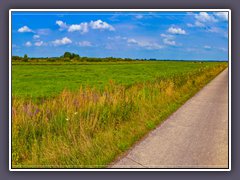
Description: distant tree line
xmin=12 ymin=52 xmax=158 ymax=62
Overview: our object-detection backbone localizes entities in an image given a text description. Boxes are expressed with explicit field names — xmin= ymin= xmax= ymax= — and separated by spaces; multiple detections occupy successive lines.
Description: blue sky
xmin=12 ymin=11 xmax=229 ymax=61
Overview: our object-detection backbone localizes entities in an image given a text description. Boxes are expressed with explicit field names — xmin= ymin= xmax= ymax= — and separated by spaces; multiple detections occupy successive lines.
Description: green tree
xmin=23 ymin=54 xmax=28 ymax=62
xmin=71 ymin=53 xmax=80 ymax=59
xmin=63 ymin=52 xmax=72 ymax=59
xmin=12 ymin=56 xmax=22 ymax=61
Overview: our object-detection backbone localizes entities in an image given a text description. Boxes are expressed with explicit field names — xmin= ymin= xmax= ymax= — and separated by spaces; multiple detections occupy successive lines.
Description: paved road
xmin=111 ymin=68 xmax=229 ymax=168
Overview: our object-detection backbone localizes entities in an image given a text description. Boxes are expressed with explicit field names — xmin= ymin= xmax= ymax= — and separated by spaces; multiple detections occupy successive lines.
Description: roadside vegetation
xmin=12 ymin=54 xmax=227 ymax=168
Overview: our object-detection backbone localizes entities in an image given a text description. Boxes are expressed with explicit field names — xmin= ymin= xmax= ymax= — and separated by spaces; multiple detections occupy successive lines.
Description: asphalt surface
xmin=111 ymin=68 xmax=229 ymax=168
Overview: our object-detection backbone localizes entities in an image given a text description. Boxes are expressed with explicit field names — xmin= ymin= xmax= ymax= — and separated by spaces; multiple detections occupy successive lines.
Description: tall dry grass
xmin=12 ymin=64 xmax=227 ymax=168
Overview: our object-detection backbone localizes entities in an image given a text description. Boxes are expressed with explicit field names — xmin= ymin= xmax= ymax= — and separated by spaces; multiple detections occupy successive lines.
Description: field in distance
xmin=12 ymin=60 xmax=227 ymax=168
xmin=13 ymin=61 xmax=226 ymax=100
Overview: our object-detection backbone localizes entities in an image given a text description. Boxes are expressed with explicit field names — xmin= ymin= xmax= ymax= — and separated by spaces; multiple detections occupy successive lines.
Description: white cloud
xmin=135 ymin=15 xmax=143 ymax=19
xmin=187 ymin=23 xmax=194 ymax=27
xmin=33 ymin=35 xmax=40 ymax=39
xmin=167 ymin=27 xmax=186 ymax=35
xmin=34 ymin=41 xmax=44 ymax=46
xmin=160 ymin=33 xmax=174 ymax=39
xmin=214 ymin=12 xmax=228 ymax=21
xmin=195 ymin=12 xmax=218 ymax=23
xmin=127 ymin=38 xmax=137 ymax=44
xmin=219 ymin=47 xmax=227 ymax=52
xmin=56 ymin=19 xmax=115 ymax=33
xmin=204 ymin=45 xmax=211 ymax=49
xmin=188 ymin=12 xmax=217 ymax=28
xmin=56 ymin=20 xmax=68 ymax=30
xmin=36 ymin=29 xmax=51 ymax=35
xmin=163 ymin=38 xmax=176 ymax=46
xmin=18 ymin=26 xmax=33 ymax=33
xmin=161 ymin=33 xmax=177 ymax=46
xmin=89 ymin=20 xmax=115 ymax=31
xmin=107 ymin=36 xmax=163 ymax=50
xmin=78 ymin=41 xmax=92 ymax=47
xmin=107 ymin=36 xmax=127 ymax=40
xmin=25 ymin=41 xmax=32 ymax=47
xmin=208 ymin=27 xmax=221 ymax=33
xmin=127 ymin=38 xmax=163 ymax=50
xmin=187 ymin=21 xmax=205 ymax=27
xmin=68 ymin=23 xmax=88 ymax=33
xmin=188 ymin=12 xmax=224 ymax=29
xmin=194 ymin=21 xmax=205 ymax=27
xmin=52 ymin=37 xmax=72 ymax=46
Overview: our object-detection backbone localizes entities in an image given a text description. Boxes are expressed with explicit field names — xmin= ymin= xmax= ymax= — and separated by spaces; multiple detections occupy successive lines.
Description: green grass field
xmin=13 ymin=61 xmax=225 ymax=99
xmin=12 ymin=61 xmax=227 ymax=168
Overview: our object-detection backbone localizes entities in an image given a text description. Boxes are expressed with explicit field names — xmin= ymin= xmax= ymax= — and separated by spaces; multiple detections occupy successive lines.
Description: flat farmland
xmin=12 ymin=61 xmax=226 ymax=99
xmin=12 ymin=61 xmax=227 ymax=168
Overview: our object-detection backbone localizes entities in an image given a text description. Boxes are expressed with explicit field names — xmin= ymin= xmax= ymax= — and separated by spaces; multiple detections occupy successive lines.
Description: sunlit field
xmin=12 ymin=61 xmax=227 ymax=168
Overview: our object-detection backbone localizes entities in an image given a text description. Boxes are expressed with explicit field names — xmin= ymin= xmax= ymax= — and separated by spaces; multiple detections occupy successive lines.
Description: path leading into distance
xmin=111 ymin=68 xmax=229 ymax=168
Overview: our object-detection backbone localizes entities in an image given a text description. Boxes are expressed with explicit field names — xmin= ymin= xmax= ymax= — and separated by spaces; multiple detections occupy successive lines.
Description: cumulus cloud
xmin=167 ymin=27 xmax=186 ymax=35
xmin=187 ymin=21 xmax=204 ymax=27
xmin=161 ymin=34 xmax=177 ymax=46
xmin=78 ymin=41 xmax=92 ymax=47
xmin=34 ymin=41 xmax=44 ymax=46
xmin=18 ymin=26 xmax=33 ymax=33
xmin=56 ymin=19 xmax=115 ymax=33
xmin=68 ymin=23 xmax=88 ymax=33
xmin=25 ymin=41 xmax=32 ymax=47
xmin=188 ymin=12 xmax=219 ymax=28
xmin=127 ymin=38 xmax=163 ymax=50
xmin=163 ymin=39 xmax=176 ymax=46
xmin=33 ymin=35 xmax=40 ymax=39
xmin=56 ymin=20 xmax=68 ymax=30
xmin=89 ymin=20 xmax=115 ymax=31
xmin=195 ymin=12 xmax=217 ymax=23
xmin=52 ymin=37 xmax=72 ymax=46
xmin=188 ymin=12 xmax=228 ymax=37
xmin=214 ymin=12 xmax=228 ymax=21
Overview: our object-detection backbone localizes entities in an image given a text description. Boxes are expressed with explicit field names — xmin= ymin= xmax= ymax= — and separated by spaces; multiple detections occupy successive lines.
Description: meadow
xmin=13 ymin=61 xmax=225 ymax=100
xmin=12 ymin=61 xmax=227 ymax=168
